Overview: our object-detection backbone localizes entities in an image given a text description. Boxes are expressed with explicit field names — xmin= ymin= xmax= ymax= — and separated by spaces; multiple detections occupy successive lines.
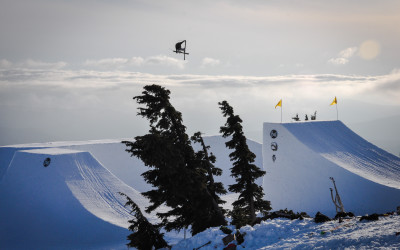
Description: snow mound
xmin=263 ymin=120 xmax=400 ymax=217
xmin=0 ymin=148 xmax=155 ymax=249
xmin=0 ymin=136 xmax=259 ymax=248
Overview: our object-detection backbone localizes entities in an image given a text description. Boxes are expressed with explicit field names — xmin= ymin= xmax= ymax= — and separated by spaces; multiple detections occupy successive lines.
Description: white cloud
xmin=1 ymin=58 xmax=399 ymax=106
xmin=0 ymin=59 xmax=67 ymax=69
xmin=22 ymin=59 xmax=67 ymax=69
xmin=144 ymin=55 xmax=186 ymax=70
xmin=2 ymin=66 xmax=400 ymax=106
xmin=339 ymin=47 xmax=358 ymax=58
xmin=201 ymin=57 xmax=221 ymax=68
xmin=83 ymin=55 xmax=185 ymax=70
xmin=328 ymin=47 xmax=358 ymax=66
xmin=84 ymin=57 xmax=145 ymax=69
xmin=328 ymin=57 xmax=349 ymax=65
xmin=84 ymin=58 xmax=129 ymax=67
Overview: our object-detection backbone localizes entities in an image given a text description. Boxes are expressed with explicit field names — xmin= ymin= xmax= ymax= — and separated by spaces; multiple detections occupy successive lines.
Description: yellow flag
xmin=275 ymin=99 xmax=282 ymax=108
xmin=330 ymin=96 xmax=337 ymax=106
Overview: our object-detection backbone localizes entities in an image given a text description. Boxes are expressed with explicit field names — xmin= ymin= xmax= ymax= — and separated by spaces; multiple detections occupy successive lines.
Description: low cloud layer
xmin=1 ymin=65 xmax=400 ymax=104
xmin=0 ymin=59 xmax=67 ymax=69
xmin=1 ymin=62 xmax=399 ymax=146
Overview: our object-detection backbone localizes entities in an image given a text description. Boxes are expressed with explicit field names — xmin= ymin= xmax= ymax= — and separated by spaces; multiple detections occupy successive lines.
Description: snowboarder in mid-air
xmin=173 ymin=40 xmax=189 ymax=60
xmin=175 ymin=40 xmax=185 ymax=52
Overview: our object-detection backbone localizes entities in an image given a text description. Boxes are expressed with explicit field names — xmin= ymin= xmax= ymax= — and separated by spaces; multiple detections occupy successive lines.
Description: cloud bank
xmin=1 ymin=61 xmax=399 ymax=147
xmin=1 ymin=63 xmax=399 ymax=106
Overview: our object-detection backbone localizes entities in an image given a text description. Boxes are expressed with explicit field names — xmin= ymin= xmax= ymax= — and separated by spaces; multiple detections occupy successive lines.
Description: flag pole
xmin=336 ymin=101 xmax=338 ymax=120
xmin=330 ymin=96 xmax=338 ymax=120
xmin=275 ymin=99 xmax=283 ymax=123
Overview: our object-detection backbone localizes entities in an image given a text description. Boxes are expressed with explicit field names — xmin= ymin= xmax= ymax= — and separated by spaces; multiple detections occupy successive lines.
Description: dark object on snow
xmin=235 ymin=229 xmax=245 ymax=245
xmin=221 ymin=230 xmax=245 ymax=248
xmin=194 ymin=241 xmax=211 ymax=250
xmin=43 ymin=157 xmax=51 ymax=167
xmin=263 ymin=209 xmax=310 ymax=221
xmin=223 ymin=243 xmax=237 ymax=250
xmin=397 ymin=206 xmax=400 ymax=215
xmin=292 ymin=113 xmax=300 ymax=121
xmin=334 ymin=211 xmax=354 ymax=220
xmin=305 ymin=114 xmax=308 ymax=121
xmin=383 ymin=211 xmax=395 ymax=216
xmin=314 ymin=212 xmax=331 ymax=223
xmin=396 ymin=232 xmax=400 ymax=236
xmin=220 ymin=226 xmax=233 ymax=234
xmin=222 ymin=234 xmax=235 ymax=246
xmin=311 ymin=111 xmax=317 ymax=120
xmin=360 ymin=213 xmax=380 ymax=222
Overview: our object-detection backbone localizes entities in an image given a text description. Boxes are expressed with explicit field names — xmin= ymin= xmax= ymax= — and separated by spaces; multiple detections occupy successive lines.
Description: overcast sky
xmin=1 ymin=0 xmax=399 ymax=154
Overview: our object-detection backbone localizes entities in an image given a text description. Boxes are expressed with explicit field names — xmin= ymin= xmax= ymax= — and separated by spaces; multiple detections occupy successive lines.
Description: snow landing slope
xmin=0 ymin=148 xmax=156 ymax=249
xmin=263 ymin=120 xmax=400 ymax=217
xmin=0 ymin=136 xmax=262 ymax=248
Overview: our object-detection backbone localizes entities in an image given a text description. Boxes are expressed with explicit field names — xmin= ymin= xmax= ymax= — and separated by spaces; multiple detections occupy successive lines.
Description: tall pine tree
xmin=123 ymin=84 xmax=226 ymax=235
xmin=219 ymin=100 xmax=271 ymax=227
xmin=119 ymin=192 xmax=168 ymax=250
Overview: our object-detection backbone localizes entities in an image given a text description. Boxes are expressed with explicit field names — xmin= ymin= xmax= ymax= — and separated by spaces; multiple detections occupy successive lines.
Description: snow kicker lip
xmin=263 ymin=120 xmax=400 ymax=217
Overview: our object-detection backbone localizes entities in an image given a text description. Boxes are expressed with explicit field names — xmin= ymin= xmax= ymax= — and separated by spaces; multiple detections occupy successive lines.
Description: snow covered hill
xmin=0 ymin=147 xmax=155 ymax=248
xmin=1 ymin=120 xmax=400 ymax=249
xmin=263 ymin=120 xmax=400 ymax=217
xmin=0 ymin=136 xmax=262 ymax=248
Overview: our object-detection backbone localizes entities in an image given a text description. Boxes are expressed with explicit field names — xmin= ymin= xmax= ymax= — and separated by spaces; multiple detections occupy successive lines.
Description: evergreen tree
xmin=123 ymin=84 xmax=226 ymax=235
xmin=119 ymin=192 xmax=168 ymax=250
xmin=219 ymin=100 xmax=271 ymax=226
xmin=191 ymin=132 xmax=227 ymax=209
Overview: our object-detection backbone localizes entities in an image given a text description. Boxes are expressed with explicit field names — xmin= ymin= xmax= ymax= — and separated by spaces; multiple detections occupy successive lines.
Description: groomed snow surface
xmin=173 ymin=216 xmax=400 ymax=249
xmin=1 ymin=120 xmax=400 ymax=249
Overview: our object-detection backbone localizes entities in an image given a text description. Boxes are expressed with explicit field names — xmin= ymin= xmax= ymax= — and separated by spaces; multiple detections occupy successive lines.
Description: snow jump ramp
xmin=0 ymin=148 xmax=152 ymax=249
xmin=263 ymin=120 xmax=400 ymax=217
